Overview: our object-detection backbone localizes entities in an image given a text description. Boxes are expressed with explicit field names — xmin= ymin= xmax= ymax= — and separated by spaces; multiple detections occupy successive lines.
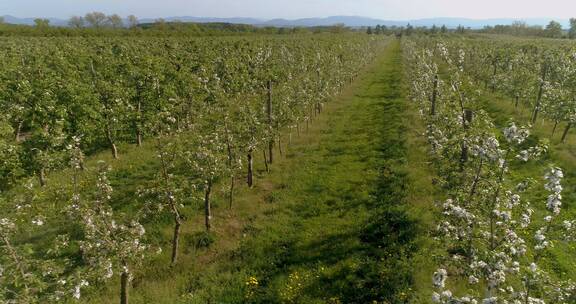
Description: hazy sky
xmin=2 ymin=0 xmax=576 ymax=20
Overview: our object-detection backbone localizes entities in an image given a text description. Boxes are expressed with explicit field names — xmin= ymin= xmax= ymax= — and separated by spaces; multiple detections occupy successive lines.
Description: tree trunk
xmin=267 ymin=80 xmax=273 ymax=164
xmin=247 ymin=151 xmax=253 ymax=188
xmin=15 ymin=121 xmax=23 ymax=142
xmin=460 ymin=109 xmax=473 ymax=169
xmin=136 ymin=99 xmax=142 ymax=147
xmin=263 ymin=149 xmax=269 ymax=173
xmin=431 ymin=74 xmax=438 ymax=116
xmin=532 ymin=99 xmax=541 ymax=124
xmin=171 ymin=217 xmax=181 ymax=265
xmin=278 ymin=135 xmax=283 ymax=157
xmin=531 ymin=68 xmax=547 ymax=124
xmin=514 ymin=95 xmax=519 ymax=109
xmin=460 ymin=142 xmax=468 ymax=162
xmin=136 ymin=129 xmax=142 ymax=147
xmin=491 ymin=61 xmax=497 ymax=93
xmin=268 ymin=141 xmax=274 ymax=165
xmin=111 ymin=142 xmax=118 ymax=159
xmin=224 ymin=121 xmax=234 ymax=207
xmin=229 ymin=175 xmax=235 ymax=209
xmin=552 ymin=120 xmax=559 ymax=137
xmin=107 ymin=128 xmax=118 ymax=159
xmin=562 ymin=123 xmax=572 ymax=143
xmin=120 ymin=267 xmax=129 ymax=304
xmin=204 ymin=181 xmax=212 ymax=231
xmin=38 ymin=168 xmax=46 ymax=187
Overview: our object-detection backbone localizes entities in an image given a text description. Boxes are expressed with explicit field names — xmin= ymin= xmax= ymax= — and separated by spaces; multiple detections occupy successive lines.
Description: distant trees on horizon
xmin=481 ymin=19 xmax=576 ymax=39
xmin=366 ymin=23 xmax=449 ymax=36
xmin=67 ymin=12 xmax=139 ymax=29
xmin=363 ymin=18 xmax=576 ymax=39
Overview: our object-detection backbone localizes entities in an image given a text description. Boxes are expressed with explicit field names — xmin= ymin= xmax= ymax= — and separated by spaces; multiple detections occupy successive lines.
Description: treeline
xmin=479 ymin=19 xmax=576 ymax=39
xmin=366 ymin=24 xmax=466 ymax=36
xmin=365 ymin=19 xmax=576 ymax=39
xmin=479 ymin=20 xmax=566 ymax=38
xmin=0 ymin=13 xmax=361 ymax=37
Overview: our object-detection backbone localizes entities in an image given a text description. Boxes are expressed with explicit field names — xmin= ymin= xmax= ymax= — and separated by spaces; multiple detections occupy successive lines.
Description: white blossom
xmin=433 ymin=268 xmax=448 ymax=288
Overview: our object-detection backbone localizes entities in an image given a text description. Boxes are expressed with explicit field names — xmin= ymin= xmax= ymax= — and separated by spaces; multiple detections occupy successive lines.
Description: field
xmin=1 ymin=28 xmax=576 ymax=304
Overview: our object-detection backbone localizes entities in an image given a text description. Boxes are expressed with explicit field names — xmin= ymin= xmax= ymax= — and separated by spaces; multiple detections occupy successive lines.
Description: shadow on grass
xmin=227 ymin=41 xmax=421 ymax=304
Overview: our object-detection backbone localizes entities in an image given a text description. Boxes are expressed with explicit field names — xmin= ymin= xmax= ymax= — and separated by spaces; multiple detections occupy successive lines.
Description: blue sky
xmin=1 ymin=0 xmax=575 ymax=20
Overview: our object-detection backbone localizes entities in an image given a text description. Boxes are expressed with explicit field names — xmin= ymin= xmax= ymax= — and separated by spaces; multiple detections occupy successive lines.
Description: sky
xmin=2 ymin=0 xmax=576 ymax=20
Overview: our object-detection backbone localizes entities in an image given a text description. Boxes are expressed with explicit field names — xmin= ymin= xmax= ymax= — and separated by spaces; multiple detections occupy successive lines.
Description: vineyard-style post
xmin=267 ymin=80 xmax=273 ymax=164
xmin=247 ymin=149 xmax=253 ymax=188
xmin=531 ymin=64 xmax=547 ymax=124
xmin=120 ymin=262 xmax=129 ymax=304
xmin=491 ymin=58 xmax=497 ymax=93
xmin=228 ymin=174 xmax=235 ymax=209
xmin=316 ymin=69 xmax=322 ymax=115
xmin=136 ymin=89 xmax=142 ymax=147
xmin=431 ymin=74 xmax=438 ymax=116
xmin=223 ymin=120 xmax=235 ymax=209
xmin=171 ymin=212 xmax=181 ymax=265
xmin=460 ymin=109 xmax=473 ymax=167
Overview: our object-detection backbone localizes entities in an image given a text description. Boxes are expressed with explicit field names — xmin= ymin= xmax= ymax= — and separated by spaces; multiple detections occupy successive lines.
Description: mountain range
xmin=0 ymin=15 xmax=571 ymax=29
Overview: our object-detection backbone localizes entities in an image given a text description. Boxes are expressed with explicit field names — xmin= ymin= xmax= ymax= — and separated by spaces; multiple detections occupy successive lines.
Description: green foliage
xmin=545 ymin=20 xmax=564 ymax=38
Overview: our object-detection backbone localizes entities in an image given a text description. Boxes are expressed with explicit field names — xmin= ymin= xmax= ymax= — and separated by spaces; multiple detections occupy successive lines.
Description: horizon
xmin=2 ymin=0 xmax=576 ymax=21
xmin=1 ymin=14 xmax=573 ymax=23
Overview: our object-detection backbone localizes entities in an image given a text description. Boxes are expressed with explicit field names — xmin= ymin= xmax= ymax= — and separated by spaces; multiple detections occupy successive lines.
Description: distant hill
xmin=262 ymin=16 xmax=405 ymax=27
xmin=260 ymin=16 xmax=571 ymax=29
xmin=1 ymin=15 xmax=68 ymax=26
xmin=0 ymin=15 xmax=571 ymax=29
xmin=138 ymin=16 xmax=264 ymax=25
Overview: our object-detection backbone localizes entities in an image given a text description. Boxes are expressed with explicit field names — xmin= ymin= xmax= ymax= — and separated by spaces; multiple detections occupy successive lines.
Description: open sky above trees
xmin=3 ymin=0 xmax=576 ymax=20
